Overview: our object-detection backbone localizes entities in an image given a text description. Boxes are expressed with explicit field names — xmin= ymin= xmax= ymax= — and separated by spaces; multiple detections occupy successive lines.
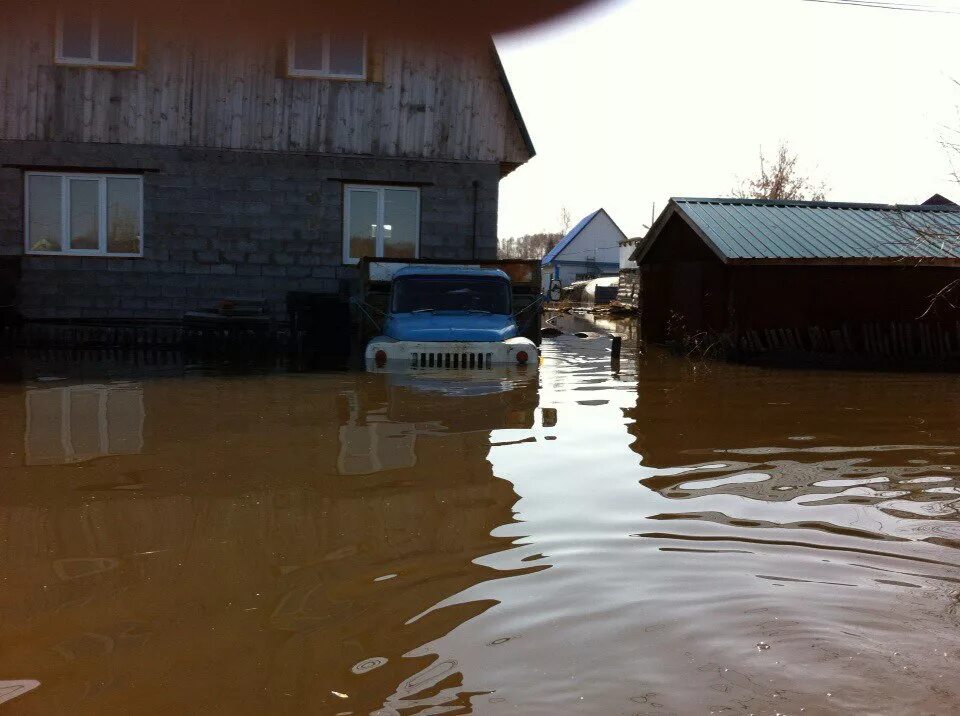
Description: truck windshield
xmin=392 ymin=276 xmax=511 ymax=315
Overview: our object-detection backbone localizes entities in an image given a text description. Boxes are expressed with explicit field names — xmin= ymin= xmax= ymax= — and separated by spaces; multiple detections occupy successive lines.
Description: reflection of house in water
xmin=337 ymin=418 xmax=419 ymax=475
xmin=624 ymin=360 xmax=960 ymax=508
xmin=0 ymin=373 xmax=543 ymax=715
xmin=338 ymin=391 xmax=418 ymax=475
xmin=25 ymin=384 xmax=144 ymax=464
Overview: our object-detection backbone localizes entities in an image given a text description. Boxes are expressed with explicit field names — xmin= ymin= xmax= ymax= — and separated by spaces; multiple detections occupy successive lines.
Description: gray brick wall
xmin=0 ymin=141 xmax=501 ymax=320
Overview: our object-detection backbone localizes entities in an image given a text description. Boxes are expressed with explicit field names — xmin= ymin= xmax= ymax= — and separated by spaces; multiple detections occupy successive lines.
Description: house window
xmin=25 ymin=172 xmax=143 ymax=257
xmin=56 ymin=2 xmax=137 ymax=67
xmin=343 ymin=185 xmax=420 ymax=264
xmin=288 ymin=30 xmax=366 ymax=79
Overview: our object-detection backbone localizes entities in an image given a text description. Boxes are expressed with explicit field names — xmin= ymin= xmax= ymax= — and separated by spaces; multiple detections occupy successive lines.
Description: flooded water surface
xmin=2 ymin=322 xmax=960 ymax=714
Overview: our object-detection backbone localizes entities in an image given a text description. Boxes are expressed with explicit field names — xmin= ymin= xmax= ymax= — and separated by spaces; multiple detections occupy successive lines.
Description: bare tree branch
xmin=733 ymin=141 xmax=828 ymax=201
xmin=498 ymin=231 xmax=563 ymax=259
xmin=919 ymin=277 xmax=960 ymax=319
xmin=559 ymin=206 xmax=572 ymax=236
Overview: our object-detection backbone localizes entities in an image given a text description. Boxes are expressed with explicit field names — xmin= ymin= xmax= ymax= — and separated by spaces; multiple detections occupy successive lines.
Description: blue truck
xmin=360 ymin=260 xmax=541 ymax=372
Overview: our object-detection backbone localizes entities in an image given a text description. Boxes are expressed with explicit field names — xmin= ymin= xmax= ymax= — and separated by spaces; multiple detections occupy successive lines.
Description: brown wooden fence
xmin=735 ymin=321 xmax=960 ymax=359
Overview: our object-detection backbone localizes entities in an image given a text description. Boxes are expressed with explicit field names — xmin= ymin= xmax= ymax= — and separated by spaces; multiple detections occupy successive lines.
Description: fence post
xmin=611 ymin=334 xmax=622 ymax=372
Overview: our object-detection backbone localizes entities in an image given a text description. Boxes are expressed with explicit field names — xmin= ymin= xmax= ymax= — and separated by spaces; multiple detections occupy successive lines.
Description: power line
xmin=801 ymin=0 xmax=960 ymax=13
xmin=802 ymin=0 xmax=960 ymax=14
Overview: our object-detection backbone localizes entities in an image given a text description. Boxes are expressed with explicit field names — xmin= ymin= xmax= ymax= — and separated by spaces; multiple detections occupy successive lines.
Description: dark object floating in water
xmin=541 ymin=327 xmax=563 ymax=337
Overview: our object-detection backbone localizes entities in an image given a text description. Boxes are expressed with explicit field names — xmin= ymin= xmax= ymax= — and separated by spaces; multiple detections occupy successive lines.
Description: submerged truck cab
xmin=365 ymin=265 xmax=538 ymax=371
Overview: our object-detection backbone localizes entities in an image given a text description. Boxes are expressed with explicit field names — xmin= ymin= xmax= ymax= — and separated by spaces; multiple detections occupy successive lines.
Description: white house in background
xmin=541 ymin=208 xmax=627 ymax=290
xmin=619 ymin=236 xmax=640 ymax=268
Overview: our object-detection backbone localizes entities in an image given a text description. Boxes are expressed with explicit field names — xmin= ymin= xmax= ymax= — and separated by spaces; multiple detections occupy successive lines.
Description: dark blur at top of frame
xmin=17 ymin=0 xmax=607 ymax=47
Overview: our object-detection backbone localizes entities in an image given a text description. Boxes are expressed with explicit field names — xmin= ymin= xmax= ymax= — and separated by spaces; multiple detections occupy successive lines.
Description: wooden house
xmin=632 ymin=197 xmax=960 ymax=358
xmin=0 ymin=1 xmax=534 ymax=323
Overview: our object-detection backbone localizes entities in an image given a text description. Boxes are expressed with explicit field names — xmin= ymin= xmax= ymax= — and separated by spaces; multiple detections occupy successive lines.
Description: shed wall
xmin=728 ymin=265 xmax=960 ymax=328
xmin=639 ymin=215 xmax=728 ymax=342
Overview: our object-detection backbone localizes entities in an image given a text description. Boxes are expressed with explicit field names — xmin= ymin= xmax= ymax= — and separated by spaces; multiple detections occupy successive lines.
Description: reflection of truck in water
xmin=361 ymin=261 xmax=541 ymax=372
xmin=338 ymin=369 xmax=539 ymax=475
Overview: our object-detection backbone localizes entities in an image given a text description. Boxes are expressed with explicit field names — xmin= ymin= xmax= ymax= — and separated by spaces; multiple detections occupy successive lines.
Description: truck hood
xmin=384 ymin=312 xmax=519 ymax=342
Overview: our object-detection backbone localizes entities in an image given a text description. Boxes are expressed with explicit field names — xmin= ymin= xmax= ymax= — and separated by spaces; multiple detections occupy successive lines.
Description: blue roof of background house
xmin=633 ymin=197 xmax=960 ymax=265
xmin=541 ymin=209 xmax=603 ymax=265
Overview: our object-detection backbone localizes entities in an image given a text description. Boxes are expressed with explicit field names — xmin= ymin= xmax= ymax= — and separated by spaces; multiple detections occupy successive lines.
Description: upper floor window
xmin=343 ymin=185 xmax=419 ymax=264
xmin=25 ymin=172 xmax=143 ymax=257
xmin=56 ymin=2 xmax=137 ymax=68
xmin=288 ymin=30 xmax=366 ymax=80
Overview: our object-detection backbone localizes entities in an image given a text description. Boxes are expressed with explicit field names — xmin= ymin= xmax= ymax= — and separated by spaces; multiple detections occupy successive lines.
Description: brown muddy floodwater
xmin=1 ymin=317 xmax=960 ymax=715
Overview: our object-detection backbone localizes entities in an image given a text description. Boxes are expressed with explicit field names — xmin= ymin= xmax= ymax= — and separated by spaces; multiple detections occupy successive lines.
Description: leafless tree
xmin=733 ymin=141 xmax=828 ymax=201
xmin=899 ymin=120 xmax=960 ymax=317
xmin=498 ymin=231 xmax=563 ymax=259
xmin=559 ymin=206 xmax=572 ymax=236
xmin=938 ymin=97 xmax=960 ymax=200
xmin=499 ymin=207 xmax=572 ymax=259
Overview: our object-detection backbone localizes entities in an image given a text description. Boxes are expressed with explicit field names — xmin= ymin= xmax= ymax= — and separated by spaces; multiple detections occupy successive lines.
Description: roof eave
xmin=491 ymin=40 xmax=535 ymax=164
xmin=725 ymin=256 xmax=960 ymax=268
xmin=542 ymin=208 xmax=602 ymax=264
xmin=630 ymin=199 xmax=733 ymax=265
xmin=672 ymin=196 xmax=960 ymax=213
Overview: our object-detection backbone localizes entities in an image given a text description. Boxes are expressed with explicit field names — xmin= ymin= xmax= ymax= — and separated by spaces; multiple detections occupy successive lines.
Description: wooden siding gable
xmin=1 ymin=5 xmax=533 ymax=166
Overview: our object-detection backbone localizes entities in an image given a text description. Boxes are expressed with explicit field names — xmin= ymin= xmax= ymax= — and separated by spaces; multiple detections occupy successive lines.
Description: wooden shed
xmin=632 ymin=197 xmax=960 ymax=358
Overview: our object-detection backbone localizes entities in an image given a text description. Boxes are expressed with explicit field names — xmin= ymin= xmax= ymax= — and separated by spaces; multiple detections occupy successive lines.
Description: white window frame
xmin=287 ymin=32 xmax=367 ymax=80
xmin=55 ymin=6 xmax=138 ymax=68
xmin=342 ymin=184 xmax=420 ymax=265
xmin=24 ymin=171 xmax=144 ymax=258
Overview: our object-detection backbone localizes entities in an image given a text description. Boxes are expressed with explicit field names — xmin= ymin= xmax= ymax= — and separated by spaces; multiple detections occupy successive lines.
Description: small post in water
xmin=611 ymin=334 xmax=622 ymax=372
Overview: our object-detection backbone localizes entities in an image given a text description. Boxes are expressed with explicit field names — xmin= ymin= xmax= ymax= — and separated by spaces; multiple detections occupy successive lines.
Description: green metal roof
xmin=635 ymin=197 xmax=960 ymax=265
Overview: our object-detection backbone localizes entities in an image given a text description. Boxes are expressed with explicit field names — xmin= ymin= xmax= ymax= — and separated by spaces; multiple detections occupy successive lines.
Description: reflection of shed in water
xmin=0 ymin=374 xmax=543 ymax=715
xmin=624 ymin=359 xmax=960 ymax=509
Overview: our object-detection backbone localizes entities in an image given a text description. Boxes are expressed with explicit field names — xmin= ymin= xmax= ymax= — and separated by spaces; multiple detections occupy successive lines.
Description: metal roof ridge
xmin=671 ymin=197 xmax=960 ymax=212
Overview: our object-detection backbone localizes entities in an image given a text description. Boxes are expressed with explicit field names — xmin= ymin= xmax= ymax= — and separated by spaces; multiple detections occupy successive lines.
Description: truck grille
xmin=410 ymin=351 xmax=494 ymax=369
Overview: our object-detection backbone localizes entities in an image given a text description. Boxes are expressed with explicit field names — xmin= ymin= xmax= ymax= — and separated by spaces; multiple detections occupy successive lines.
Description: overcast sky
xmin=494 ymin=0 xmax=960 ymax=239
